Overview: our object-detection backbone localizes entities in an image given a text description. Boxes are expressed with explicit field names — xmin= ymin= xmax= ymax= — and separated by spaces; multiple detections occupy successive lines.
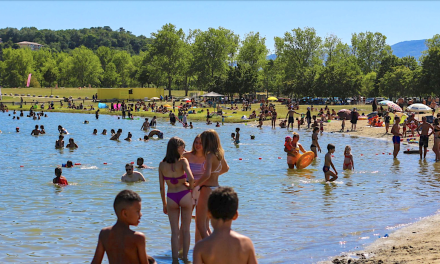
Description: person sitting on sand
xmin=343 ymin=146 xmax=354 ymax=170
xmin=31 ymin=125 xmax=40 ymax=136
xmin=110 ymin=129 xmax=122 ymax=140
xmin=285 ymin=132 xmax=306 ymax=169
xmin=53 ymin=167 xmax=68 ymax=185
xmin=323 ymin=144 xmax=338 ymax=182
xmin=55 ymin=135 xmax=65 ymax=149
xmin=121 ymin=164 xmax=146 ymax=182
xmin=66 ymin=138 xmax=79 ymax=149
xmin=136 ymin=157 xmax=149 ymax=169
xmin=193 ymin=187 xmax=257 ymax=264
xmin=124 ymin=132 xmax=133 ymax=142
xmin=91 ymin=190 xmax=156 ymax=264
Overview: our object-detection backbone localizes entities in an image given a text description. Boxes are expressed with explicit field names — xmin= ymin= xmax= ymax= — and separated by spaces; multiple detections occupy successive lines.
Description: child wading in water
xmin=391 ymin=116 xmax=402 ymax=158
xmin=91 ymin=190 xmax=156 ymax=264
xmin=323 ymin=144 xmax=338 ymax=181
xmin=341 ymin=117 xmax=345 ymax=132
xmin=311 ymin=127 xmax=321 ymax=159
xmin=193 ymin=187 xmax=257 ymax=264
xmin=342 ymin=146 xmax=354 ymax=170
xmin=234 ymin=128 xmax=240 ymax=144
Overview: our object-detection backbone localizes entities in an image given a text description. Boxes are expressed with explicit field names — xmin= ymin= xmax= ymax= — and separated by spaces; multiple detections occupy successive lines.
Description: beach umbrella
xmin=151 ymin=97 xmax=160 ymax=100
xmin=267 ymin=97 xmax=278 ymax=101
xmin=407 ymin=103 xmax=431 ymax=112
xmin=163 ymin=104 xmax=172 ymax=108
xmin=185 ymin=100 xmax=191 ymax=103
xmin=183 ymin=98 xmax=191 ymax=101
xmin=337 ymin=109 xmax=351 ymax=120
xmin=386 ymin=101 xmax=402 ymax=112
xmin=378 ymin=100 xmax=391 ymax=106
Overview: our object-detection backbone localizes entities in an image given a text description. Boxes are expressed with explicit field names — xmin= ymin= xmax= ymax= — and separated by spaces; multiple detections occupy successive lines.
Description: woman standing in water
xmin=433 ymin=118 xmax=440 ymax=161
xmin=285 ymin=132 xmax=306 ymax=169
xmin=195 ymin=130 xmax=229 ymax=239
xmin=183 ymin=135 xmax=206 ymax=242
xmin=159 ymin=137 xmax=194 ymax=262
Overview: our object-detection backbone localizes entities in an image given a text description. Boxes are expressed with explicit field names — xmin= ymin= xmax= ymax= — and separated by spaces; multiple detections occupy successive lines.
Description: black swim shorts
xmin=419 ymin=135 xmax=429 ymax=148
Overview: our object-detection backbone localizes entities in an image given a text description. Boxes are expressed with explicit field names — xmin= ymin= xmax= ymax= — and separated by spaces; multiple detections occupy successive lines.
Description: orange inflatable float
xmin=296 ymin=151 xmax=315 ymax=169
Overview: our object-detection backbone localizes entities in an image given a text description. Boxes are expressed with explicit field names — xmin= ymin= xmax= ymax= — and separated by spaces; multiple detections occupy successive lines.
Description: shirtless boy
xmin=235 ymin=128 xmax=240 ymax=144
xmin=391 ymin=116 xmax=402 ymax=158
xmin=110 ymin=129 xmax=122 ymax=140
xmin=121 ymin=164 xmax=146 ymax=182
xmin=193 ymin=187 xmax=257 ymax=264
xmin=311 ymin=127 xmax=321 ymax=159
xmin=55 ymin=135 xmax=65 ymax=148
xmin=417 ymin=116 xmax=434 ymax=159
xmin=91 ymin=190 xmax=156 ymax=264
xmin=31 ymin=125 xmax=40 ymax=136
xmin=285 ymin=108 xmax=298 ymax=130
xmin=323 ymin=144 xmax=338 ymax=182
xmin=136 ymin=157 xmax=149 ymax=169
xmin=141 ymin=118 xmax=150 ymax=131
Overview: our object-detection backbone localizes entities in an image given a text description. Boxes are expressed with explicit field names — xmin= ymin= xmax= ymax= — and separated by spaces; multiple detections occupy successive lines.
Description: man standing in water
xmin=417 ymin=116 xmax=434 ymax=159
xmin=121 ymin=164 xmax=146 ymax=182
xmin=285 ymin=107 xmax=298 ymax=130
xmin=391 ymin=116 xmax=402 ymax=158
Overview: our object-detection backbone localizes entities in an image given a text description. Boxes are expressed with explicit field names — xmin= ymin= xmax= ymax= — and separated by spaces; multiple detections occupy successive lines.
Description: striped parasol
xmin=386 ymin=101 xmax=402 ymax=112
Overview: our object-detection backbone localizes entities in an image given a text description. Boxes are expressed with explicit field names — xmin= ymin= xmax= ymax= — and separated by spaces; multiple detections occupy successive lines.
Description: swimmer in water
xmin=190 ymin=122 xmax=193 ymax=129
xmin=121 ymin=164 xmax=146 ymax=182
xmin=55 ymin=135 xmax=65 ymax=148
xmin=231 ymin=133 xmax=235 ymax=140
xmin=102 ymin=129 xmax=107 ymax=135
xmin=16 ymin=127 xmax=20 ymax=133
xmin=110 ymin=129 xmax=122 ymax=140
xmin=93 ymin=129 xmax=98 ymax=135
xmin=234 ymin=128 xmax=240 ymax=144
xmin=342 ymin=145 xmax=354 ymax=170
xmin=53 ymin=167 xmax=68 ymax=185
xmin=141 ymin=118 xmax=150 ymax=131
xmin=136 ymin=157 xmax=149 ymax=169
xmin=39 ymin=125 xmax=45 ymax=134
xmin=323 ymin=144 xmax=338 ymax=181
xmin=31 ymin=125 xmax=41 ymax=136
xmin=66 ymin=160 xmax=74 ymax=168
xmin=66 ymin=138 xmax=79 ymax=149
xmin=215 ymin=122 xmax=220 ymax=127
xmin=311 ymin=127 xmax=321 ymax=159
xmin=110 ymin=129 xmax=116 ymax=136
xmin=58 ymin=125 xmax=68 ymax=134
xmin=124 ymin=132 xmax=133 ymax=141
xmin=284 ymin=132 xmax=306 ymax=169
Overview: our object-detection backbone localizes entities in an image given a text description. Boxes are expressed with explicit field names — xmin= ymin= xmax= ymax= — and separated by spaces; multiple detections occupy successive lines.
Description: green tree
xmin=68 ymin=46 xmax=103 ymax=87
xmin=192 ymin=27 xmax=239 ymax=90
xmin=420 ymin=35 xmax=440 ymax=95
xmin=275 ymin=27 xmax=323 ymax=97
xmin=147 ymin=23 xmax=188 ymax=97
xmin=101 ymin=62 xmax=119 ymax=87
xmin=379 ymin=66 xmax=414 ymax=98
xmin=112 ymin=50 xmax=135 ymax=87
xmin=351 ymin=31 xmax=391 ymax=74
xmin=0 ymin=48 xmax=34 ymax=87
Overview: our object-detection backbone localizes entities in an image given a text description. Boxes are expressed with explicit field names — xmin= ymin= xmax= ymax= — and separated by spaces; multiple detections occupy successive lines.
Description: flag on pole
xmin=26 ymin=73 xmax=32 ymax=87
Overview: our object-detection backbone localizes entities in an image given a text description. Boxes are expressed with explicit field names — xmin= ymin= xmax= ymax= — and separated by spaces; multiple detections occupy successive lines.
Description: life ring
xmin=148 ymin=129 xmax=164 ymax=139
xmin=296 ymin=151 xmax=315 ymax=169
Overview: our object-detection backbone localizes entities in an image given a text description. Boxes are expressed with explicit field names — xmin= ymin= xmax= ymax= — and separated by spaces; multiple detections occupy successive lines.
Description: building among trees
xmin=17 ymin=41 xmax=43 ymax=50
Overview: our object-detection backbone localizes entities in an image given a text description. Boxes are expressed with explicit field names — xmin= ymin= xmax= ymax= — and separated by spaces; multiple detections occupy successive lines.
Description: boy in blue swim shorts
xmin=391 ymin=116 xmax=401 ymax=158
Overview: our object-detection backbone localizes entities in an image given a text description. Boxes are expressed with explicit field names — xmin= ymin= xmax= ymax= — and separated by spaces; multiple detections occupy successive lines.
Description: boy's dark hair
xmin=236 ymin=127 xmax=240 ymax=131
xmin=55 ymin=167 xmax=62 ymax=176
xmin=114 ymin=190 xmax=142 ymax=215
xmin=208 ymin=187 xmax=238 ymax=221
xmin=313 ymin=127 xmax=319 ymax=132
xmin=66 ymin=160 xmax=73 ymax=167
xmin=327 ymin=144 xmax=335 ymax=151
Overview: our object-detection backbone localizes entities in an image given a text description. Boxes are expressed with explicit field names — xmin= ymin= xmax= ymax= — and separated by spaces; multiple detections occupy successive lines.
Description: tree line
xmin=0 ymin=24 xmax=439 ymax=99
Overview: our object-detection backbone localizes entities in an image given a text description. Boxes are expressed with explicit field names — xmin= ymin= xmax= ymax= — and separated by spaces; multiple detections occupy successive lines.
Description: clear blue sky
xmin=1 ymin=1 xmax=439 ymax=53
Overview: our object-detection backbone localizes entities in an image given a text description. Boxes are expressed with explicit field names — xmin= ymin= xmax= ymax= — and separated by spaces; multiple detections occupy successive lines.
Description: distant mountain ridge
xmin=266 ymin=39 xmax=428 ymax=61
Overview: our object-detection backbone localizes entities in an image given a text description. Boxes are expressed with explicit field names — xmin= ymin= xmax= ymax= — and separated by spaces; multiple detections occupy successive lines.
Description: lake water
xmin=1 ymin=112 xmax=440 ymax=263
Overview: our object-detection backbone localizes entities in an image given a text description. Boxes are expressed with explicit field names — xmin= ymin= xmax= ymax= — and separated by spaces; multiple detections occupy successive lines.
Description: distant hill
xmin=266 ymin=39 xmax=429 ymax=61
xmin=390 ymin=39 xmax=427 ymax=60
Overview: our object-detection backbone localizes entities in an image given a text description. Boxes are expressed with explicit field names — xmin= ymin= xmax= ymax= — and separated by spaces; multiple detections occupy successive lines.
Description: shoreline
xmin=319 ymin=211 xmax=440 ymax=264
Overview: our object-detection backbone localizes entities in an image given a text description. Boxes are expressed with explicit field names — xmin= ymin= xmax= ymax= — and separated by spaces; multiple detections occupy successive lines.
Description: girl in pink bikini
xmin=159 ymin=137 xmax=195 ymax=262
xmin=343 ymin=145 xmax=354 ymax=170
xmin=183 ymin=134 xmax=206 ymax=243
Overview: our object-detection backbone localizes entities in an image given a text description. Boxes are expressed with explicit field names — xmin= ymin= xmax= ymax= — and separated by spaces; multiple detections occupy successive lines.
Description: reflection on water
xmin=1 ymin=112 xmax=440 ymax=263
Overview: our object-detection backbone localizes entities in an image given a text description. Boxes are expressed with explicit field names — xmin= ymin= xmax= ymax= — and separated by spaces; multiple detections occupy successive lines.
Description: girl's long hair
xmin=201 ymin=130 xmax=224 ymax=161
xmin=163 ymin=137 xmax=185 ymax=163
xmin=190 ymin=134 xmax=202 ymax=154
